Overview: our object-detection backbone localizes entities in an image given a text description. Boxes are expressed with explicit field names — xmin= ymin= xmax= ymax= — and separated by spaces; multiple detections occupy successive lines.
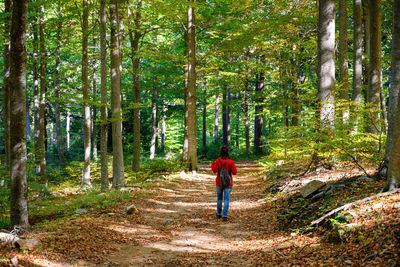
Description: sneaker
xmin=222 ymin=217 xmax=228 ymax=221
xmin=216 ymin=214 xmax=222 ymax=219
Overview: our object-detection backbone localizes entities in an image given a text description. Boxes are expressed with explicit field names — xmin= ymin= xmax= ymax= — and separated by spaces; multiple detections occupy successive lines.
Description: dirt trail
xmin=103 ymin=161 xmax=281 ymax=266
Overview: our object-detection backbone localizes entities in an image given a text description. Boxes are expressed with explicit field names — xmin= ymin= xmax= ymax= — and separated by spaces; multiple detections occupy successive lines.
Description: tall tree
xmin=100 ymin=0 xmax=108 ymax=192
xmin=202 ymin=85 xmax=207 ymax=151
xmin=54 ymin=2 xmax=65 ymax=168
xmin=317 ymin=0 xmax=335 ymax=130
xmin=150 ymin=82 xmax=158 ymax=159
xmin=351 ymin=0 xmax=363 ymax=132
xmin=254 ymin=67 xmax=265 ymax=154
xmin=186 ymin=0 xmax=197 ymax=171
xmin=244 ymin=80 xmax=250 ymax=157
xmin=92 ymin=37 xmax=98 ymax=163
xmin=82 ymin=0 xmax=91 ymax=187
xmin=160 ymin=101 xmax=166 ymax=153
xmin=214 ymin=86 xmax=220 ymax=142
xmin=110 ymin=0 xmax=125 ymax=188
xmin=10 ymin=0 xmax=29 ymax=229
xmin=366 ymin=0 xmax=381 ymax=134
xmin=384 ymin=0 xmax=400 ymax=191
xmin=130 ymin=0 xmax=142 ymax=171
xmin=3 ymin=0 xmax=11 ymax=174
xmin=338 ymin=0 xmax=349 ymax=122
xmin=38 ymin=4 xmax=47 ymax=185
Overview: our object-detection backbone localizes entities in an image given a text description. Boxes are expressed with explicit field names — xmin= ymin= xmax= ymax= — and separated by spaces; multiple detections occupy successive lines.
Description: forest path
xmin=103 ymin=161 xmax=282 ymax=266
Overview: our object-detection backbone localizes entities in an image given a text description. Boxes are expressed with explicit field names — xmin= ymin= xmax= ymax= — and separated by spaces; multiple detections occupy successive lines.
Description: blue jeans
xmin=216 ymin=186 xmax=232 ymax=218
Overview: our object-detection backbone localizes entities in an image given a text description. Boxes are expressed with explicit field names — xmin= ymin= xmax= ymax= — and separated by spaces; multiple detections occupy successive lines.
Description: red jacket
xmin=211 ymin=157 xmax=237 ymax=187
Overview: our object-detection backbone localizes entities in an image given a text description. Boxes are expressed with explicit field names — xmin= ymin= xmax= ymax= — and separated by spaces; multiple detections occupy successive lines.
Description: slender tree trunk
xmin=227 ymin=88 xmax=231 ymax=145
xmin=291 ymin=47 xmax=300 ymax=127
xmin=161 ymin=101 xmax=166 ymax=153
xmin=82 ymin=0 xmax=91 ymax=187
xmin=183 ymin=30 xmax=189 ymax=163
xmin=110 ymin=0 xmax=125 ymax=188
xmin=214 ymin=86 xmax=219 ymax=142
xmin=222 ymin=88 xmax=228 ymax=145
xmin=92 ymin=37 xmax=98 ymax=163
xmin=317 ymin=0 xmax=335 ymax=130
xmin=235 ymin=105 xmax=239 ymax=148
xmin=38 ymin=4 xmax=47 ymax=185
xmin=150 ymin=83 xmax=158 ymax=159
xmin=186 ymin=0 xmax=197 ymax=171
xmin=26 ymin=100 xmax=30 ymax=142
xmin=244 ymin=81 xmax=250 ymax=156
xmin=254 ymin=67 xmax=264 ymax=154
xmin=55 ymin=5 xmax=65 ymax=168
xmin=366 ymin=0 xmax=381 ymax=134
xmin=10 ymin=0 xmax=29 ymax=229
xmin=202 ymin=85 xmax=207 ymax=151
xmin=66 ymin=109 xmax=70 ymax=151
xmin=338 ymin=0 xmax=349 ymax=123
xmin=100 ymin=0 xmax=108 ymax=192
xmin=3 ymin=0 xmax=12 ymax=174
xmin=384 ymin=0 xmax=400 ymax=191
xmin=352 ymin=0 xmax=363 ymax=133
xmin=130 ymin=0 xmax=142 ymax=171
xmin=33 ymin=13 xmax=39 ymax=156
xmin=362 ymin=0 xmax=370 ymax=132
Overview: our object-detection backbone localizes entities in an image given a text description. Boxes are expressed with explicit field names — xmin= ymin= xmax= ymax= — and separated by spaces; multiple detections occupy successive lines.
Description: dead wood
xmin=310 ymin=189 xmax=400 ymax=227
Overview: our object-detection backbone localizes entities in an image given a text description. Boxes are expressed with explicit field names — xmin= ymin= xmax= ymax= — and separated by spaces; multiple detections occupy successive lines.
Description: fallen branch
xmin=273 ymin=248 xmax=287 ymax=261
xmin=310 ymin=189 xmax=400 ymax=227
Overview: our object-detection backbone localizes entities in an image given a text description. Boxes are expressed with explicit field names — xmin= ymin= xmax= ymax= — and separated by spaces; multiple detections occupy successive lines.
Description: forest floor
xmin=1 ymin=161 xmax=400 ymax=266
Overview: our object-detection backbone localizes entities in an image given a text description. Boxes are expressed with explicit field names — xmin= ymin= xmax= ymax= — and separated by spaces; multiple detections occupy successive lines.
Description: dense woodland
xmin=1 ymin=0 xmax=400 ymax=265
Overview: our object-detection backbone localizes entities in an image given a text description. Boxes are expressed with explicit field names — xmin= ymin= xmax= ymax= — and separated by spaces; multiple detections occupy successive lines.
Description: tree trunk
xmin=202 ymin=86 xmax=207 ymax=151
xmin=3 ymin=0 xmax=11 ymax=174
xmin=82 ymin=0 xmax=91 ymax=187
xmin=351 ymin=0 xmax=363 ymax=133
xmin=38 ymin=4 xmax=47 ymax=185
xmin=222 ymin=88 xmax=228 ymax=145
xmin=110 ymin=0 xmax=125 ymax=188
xmin=254 ymin=68 xmax=264 ymax=154
xmin=317 ymin=0 xmax=335 ymax=130
xmin=32 ymin=12 xmax=39 ymax=157
xmin=214 ymin=86 xmax=219 ymax=142
xmin=66 ymin=109 xmax=70 ymax=151
xmin=161 ymin=101 xmax=166 ymax=153
xmin=366 ymin=0 xmax=381 ymax=134
xmin=10 ymin=0 xmax=29 ymax=229
xmin=100 ymin=0 xmax=108 ymax=192
xmin=130 ymin=0 xmax=142 ymax=171
xmin=227 ymin=88 xmax=231 ymax=145
xmin=244 ymin=81 xmax=250 ymax=157
xmin=183 ymin=30 xmax=189 ymax=163
xmin=338 ymin=0 xmax=349 ymax=123
xmin=54 ymin=5 xmax=65 ymax=168
xmin=92 ymin=36 xmax=98 ymax=163
xmin=235 ymin=104 xmax=239 ymax=148
xmin=186 ymin=0 xmax=197 ymax=171
xmin=150 ymin=83 xmax=158 ymax=159
xmin=384 ymin=0 xmax=400 ymax=191
xmin=290 ymin=47 xmax=300 ymax=127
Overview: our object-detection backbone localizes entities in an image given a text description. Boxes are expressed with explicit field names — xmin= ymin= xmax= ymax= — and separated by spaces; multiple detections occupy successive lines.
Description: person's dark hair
xmin=220 ymin=146 xmax=230 ymax=159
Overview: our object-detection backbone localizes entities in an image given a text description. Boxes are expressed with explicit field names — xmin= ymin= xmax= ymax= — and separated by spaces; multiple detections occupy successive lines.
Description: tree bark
xmin=10 ymin=0 xmax=29 ymax=229
xmin=161 ymin=101 xmax=166 ymax=153
xmin=202 ymin=86 xmax=207 ymax=151
xmin=92 ymin=37 xmax=98 ymax=163
xmin=54 ymin=4 xmax=65 ymax=168
xmin=227 ymin=88 xmax=231 ymax=145
xmin=3 ymin=0 xmax=11 ymax=174
xmin=100 ymin=0 xmax=108 ymax=192
xmin=244 ymin=80 xmax=250 ymax=157
xmin=32 ymin=12 xmax=39 ymax=156
xmin=110 ymin=0 xmax=125 ymax=188
xmin=82 ymin=0 xmax=91 ymax=187
xmin=130 ymin=0 xmax=142 ymax=171
xmin=38 ymin=4 xmax=47 ymax=185
xmin=338 ymin=0 xmax=349 ymax=123
xmin=254 ymin=67 xmax=264 ymax=154
xmin=66 ymin=109 xmax=70 ymax=151
xmin=222 ymin=88 xmax=228 ymax=145
xmin=150 ymin=82 xmax=158 ymax=159
xmin=351 ymin=0 xmax=363 ymax=133
xmin=183 ymin=30 xmax=189 ymax=163
xmin=366 ymin=0 xmax=381 ymax=134
xmin=384 ymin=0 xmax=400 ymax=191
xmin=186 ymin=0 xmax=197 ymax=171
xmin=317 ymin=0 xmax=335 ymax=131
xmin=214 ymin=86 xmax=219 ymax=142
